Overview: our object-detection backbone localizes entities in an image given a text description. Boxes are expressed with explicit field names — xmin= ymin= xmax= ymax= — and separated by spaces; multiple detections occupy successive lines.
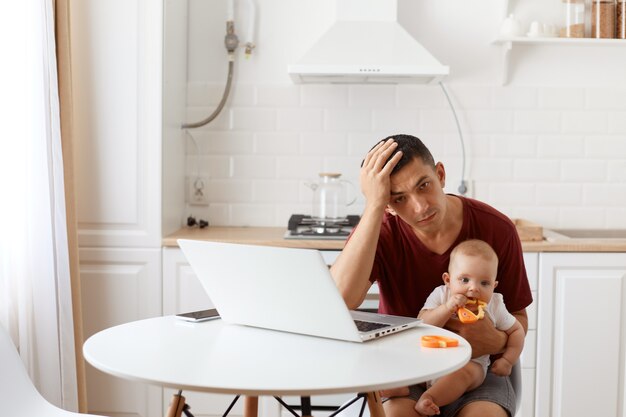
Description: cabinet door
xmin=80 ymin=247 xmax=163 ymax=417
xmin=71 ymin=0 xmax=162 ymax=248
xmin=536 ymin=253 xmax=626 ymax=417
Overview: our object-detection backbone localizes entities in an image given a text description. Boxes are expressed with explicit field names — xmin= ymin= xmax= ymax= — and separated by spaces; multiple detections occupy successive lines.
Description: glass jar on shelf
xmin=592 ymin=0 xmax=616 ymax=38
xmin=617 ymin=0 xmax=626 ymax=38
xmin=561 ymin=0 xmax=586 ymax=38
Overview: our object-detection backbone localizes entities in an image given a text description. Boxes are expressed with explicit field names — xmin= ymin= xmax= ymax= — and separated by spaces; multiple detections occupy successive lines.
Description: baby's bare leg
xmin=414 ymin=362 xmax=485 ymax=416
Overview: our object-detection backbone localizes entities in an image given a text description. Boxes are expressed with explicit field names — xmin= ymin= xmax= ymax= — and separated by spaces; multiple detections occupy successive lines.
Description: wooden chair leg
xmin=366 ymin=392 xmax=386 ymax=417
xmin=166 ymin=391 xmax=186 ymax=417
xmin=244 ymin=396 xmax=259 ymax=417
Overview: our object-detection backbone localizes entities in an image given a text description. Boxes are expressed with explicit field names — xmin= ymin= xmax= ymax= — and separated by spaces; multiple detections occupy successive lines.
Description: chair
xmin=334 ymin=363 xmax=522 ymax=417
xmin=0 ymin=325 xmax=104 ymax=417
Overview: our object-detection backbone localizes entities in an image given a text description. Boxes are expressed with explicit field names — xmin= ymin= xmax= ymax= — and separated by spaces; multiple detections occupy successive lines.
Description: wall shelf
xmin=492 ymin=37 xmax=626 ymax=84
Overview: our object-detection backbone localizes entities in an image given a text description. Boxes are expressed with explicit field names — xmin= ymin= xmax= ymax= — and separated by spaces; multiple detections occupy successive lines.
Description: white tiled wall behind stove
xmin=184 ymin=84 xmax=626 ymax=229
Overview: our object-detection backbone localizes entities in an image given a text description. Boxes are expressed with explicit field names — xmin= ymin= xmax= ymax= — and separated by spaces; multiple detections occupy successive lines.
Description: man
xmin=330 ymin=134 xmax=532 ymax=417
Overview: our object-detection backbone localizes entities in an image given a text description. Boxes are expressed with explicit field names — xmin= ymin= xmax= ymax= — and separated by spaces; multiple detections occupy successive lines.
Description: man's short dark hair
xmin=367 ymin=134 xmax=436 ymax=175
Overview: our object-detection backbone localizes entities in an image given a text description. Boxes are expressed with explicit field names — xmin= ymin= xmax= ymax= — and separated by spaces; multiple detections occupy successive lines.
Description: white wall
xmin=179 ymin=0 xmax=626 ymax=229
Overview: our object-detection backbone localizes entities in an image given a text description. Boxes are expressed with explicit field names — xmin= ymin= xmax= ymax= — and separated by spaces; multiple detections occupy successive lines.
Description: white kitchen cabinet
xmin=80 ymin=247 xmax=163 ymax=417
xmin=536 ymin=252 xmax=626 ymax=417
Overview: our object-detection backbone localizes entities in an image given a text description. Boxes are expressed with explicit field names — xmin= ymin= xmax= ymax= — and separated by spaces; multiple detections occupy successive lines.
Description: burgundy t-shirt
xmin=367 ymin=196 xmax=532 ymax=317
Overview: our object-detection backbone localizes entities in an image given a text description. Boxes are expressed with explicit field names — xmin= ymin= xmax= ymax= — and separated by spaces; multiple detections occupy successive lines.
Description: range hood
xmin=288 ymin=0 xmax=449 ymax=84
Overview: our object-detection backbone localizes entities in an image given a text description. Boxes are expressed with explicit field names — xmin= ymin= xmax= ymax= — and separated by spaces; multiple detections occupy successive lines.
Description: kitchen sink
xmin=548 ymin=229 xmax=626 ymax=239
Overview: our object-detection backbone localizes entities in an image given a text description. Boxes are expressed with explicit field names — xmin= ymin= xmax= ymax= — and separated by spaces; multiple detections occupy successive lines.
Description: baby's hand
xmin=490 ymin=357 xmax=513 ymax=376
xmin=446 ymin=294 xmax=468 ymax=313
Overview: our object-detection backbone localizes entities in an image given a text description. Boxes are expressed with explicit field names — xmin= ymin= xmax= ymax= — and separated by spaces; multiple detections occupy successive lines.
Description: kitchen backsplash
xmin=183 ymin=83 xmax=626 ymax=229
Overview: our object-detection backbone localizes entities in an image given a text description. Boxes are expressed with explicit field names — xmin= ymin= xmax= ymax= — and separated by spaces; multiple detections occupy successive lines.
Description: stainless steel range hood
xmin=288 ymin=0 xmax=449 ymax=84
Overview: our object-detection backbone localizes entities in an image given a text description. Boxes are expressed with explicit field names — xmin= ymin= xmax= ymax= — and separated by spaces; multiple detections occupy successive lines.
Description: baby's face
xmin=445 ymin=254 xmax=498 ymax=303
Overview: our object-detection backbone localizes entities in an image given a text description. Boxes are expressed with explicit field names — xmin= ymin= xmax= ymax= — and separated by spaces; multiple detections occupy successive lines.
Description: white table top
xmin=83 ymin=316 xmax=470 ymax=396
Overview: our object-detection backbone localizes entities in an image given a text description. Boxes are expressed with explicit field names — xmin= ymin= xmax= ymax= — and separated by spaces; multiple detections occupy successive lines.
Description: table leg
xmin=300 ymin=396 xmax=313 ymax=417
xmin=166 ymin=391 xmax=186 ymax=417
xmin=244 ymin=396 xmax=259 ymax=417
xmin=366 ymin=392 xmax=386 ymax=417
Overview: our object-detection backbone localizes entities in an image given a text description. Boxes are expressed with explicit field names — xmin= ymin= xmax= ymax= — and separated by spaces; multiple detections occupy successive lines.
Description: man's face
xmin=386 ymin=157 xmax=448 ymax=234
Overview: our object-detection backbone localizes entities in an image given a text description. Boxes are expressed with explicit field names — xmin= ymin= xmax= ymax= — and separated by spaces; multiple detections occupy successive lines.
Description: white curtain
xmin=0 ymin=0 xmax=79 ymax=411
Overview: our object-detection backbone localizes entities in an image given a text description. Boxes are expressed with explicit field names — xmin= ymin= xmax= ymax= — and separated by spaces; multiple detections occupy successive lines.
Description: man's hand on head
xmin=360 ymin=139 xmax=402 ymax=210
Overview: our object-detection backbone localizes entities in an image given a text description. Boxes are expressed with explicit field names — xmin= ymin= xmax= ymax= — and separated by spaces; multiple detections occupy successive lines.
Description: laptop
xmin=177 ymin=239 xmax=421 ymax=343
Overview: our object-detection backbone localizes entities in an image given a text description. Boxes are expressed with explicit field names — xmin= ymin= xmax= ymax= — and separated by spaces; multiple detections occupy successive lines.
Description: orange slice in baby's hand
xmin=457 ymin=307 xmax=480 ymax=323
xmin=457 ymin=298 xmax=486 ymax=324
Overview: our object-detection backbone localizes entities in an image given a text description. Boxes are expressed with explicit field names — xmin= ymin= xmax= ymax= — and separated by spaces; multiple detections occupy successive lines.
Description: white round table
xmin=83 ymin=316 xmax=470 ymax=416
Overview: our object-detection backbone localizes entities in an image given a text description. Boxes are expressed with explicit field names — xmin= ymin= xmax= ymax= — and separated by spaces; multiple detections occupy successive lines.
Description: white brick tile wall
xmin=585 ymin=136 xmax=626 ymax=157
xmin=514 ymin=159 xmax=560 ymax=181
xmin=606 ymin=209 xmax=626 ymax=228
xmin=231 ymin=108 xmax=276 ymax=131
xmin=470 ymin=158 xmax=514 ymax=181
xmin=396 ymin=85 xmax=446 ymax=109
xmin=187 ymin=82 xmax=218 ymax=107
xmin=608 ymin=112 xmax=626 ymax=133
xmin=325 ymin=108 xmax=373 ymax=132
xmin=372 ymin=109 xmax=420 ymax=132
xmin=301 ymin=85 xmax=348 ymax=107
xmin=586 ymin=87 xmax=626 ymax=110
xmin=489 ymin=183 xmax=536 ymax=206
xmin=251 ymin=180 xmax=299 ymax=203
xmin=513 ymin=111 xmax=560 ymax=133
xmin=536 ymin=184 xmax=582 ymax=205
xmin=583 ymin=184 xmax=626 ymax=206
xmin=491 ymin=134 xmax=536 ymax=157
xmin=447 ymin=85 xmax=492 ymax=109
xmin=422 ymin=109 xmax=474 ymax=133
xmin=537 ymin=135 xmax=584 ymax=158
xmin=277 ymin=108 xmax=324 ymax=131
xmin=561 ymin=111 xmax=608 ymax=134
xmin=186 ymin=82 xmax=626 ymax=228
xmin=194 ymin=132 xmax=254 ymax=154
xmin=207 ymin=180 xmax=253 ymax=203
xmin=231 ymin=156 xmax=277 ymax=179
xmin=254 ymin=133 xmax=300 ymax=155
xmin=230 ymin=204 xmax=275 ymax=226
xmin=559 ymin=208 xmax=606 ymax=228
xmin=257 ymin=85 xmax=300 ymax=107
xmin=300 ymin=133 xmax=348 ymax=155
xmin=349 ymin=85 xmax=396 ymax=108
xmin=192 ymin=155 xmax=231 ymax=178
xmin=229 ymin=84 xmax=256 ymax=106
xmin=608 ymin=161 xmax=626 ymax=181
xmin=561 ymin=160 xmax=607 ymax=182
xmin=492 ymin=86 xmax=537 ymax=109
xmin=538 ymin=88 xmax=585 ymax=109
xmin=277 ymin=156 xmax=324 ymax=179
xmin=464 ymin=110 xmax=514 ymax=133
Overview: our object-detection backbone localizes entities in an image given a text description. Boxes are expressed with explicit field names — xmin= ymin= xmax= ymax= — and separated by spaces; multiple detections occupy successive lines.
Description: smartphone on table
xmin=176 ymin=308 xmax=220 ymax=322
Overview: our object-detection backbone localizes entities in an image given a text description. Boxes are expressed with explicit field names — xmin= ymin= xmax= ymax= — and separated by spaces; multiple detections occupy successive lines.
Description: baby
xmin=383 ymin=239 xmax=525 ymax=416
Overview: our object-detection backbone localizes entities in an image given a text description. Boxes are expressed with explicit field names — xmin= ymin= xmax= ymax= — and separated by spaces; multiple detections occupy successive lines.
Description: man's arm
xmin=330 ymin=139 xmax=402 ymax=309
xmin=445 ymin=309 xmax=528 ymax=358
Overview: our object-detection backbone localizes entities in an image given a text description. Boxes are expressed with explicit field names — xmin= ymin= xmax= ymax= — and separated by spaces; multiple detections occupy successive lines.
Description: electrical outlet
xmin=187 ymin=176 xmax=209 ymax=206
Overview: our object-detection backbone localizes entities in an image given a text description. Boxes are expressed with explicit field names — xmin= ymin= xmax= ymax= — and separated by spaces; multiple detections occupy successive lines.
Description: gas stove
xmin=284 ymin=214 xmax=360 ymax=240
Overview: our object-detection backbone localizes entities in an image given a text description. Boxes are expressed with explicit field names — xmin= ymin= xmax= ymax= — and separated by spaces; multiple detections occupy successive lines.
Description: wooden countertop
xmin=163 ymin=227 xmax=626 ymax=252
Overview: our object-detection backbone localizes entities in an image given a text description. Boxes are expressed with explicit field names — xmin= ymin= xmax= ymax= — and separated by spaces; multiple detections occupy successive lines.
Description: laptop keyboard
xmin=354 ymin=319 xmax=391 ymax=332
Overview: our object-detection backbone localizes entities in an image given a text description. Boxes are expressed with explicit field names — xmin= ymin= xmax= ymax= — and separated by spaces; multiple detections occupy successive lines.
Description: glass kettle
xmin=305 ymin=173 xmax=356 ymax=221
